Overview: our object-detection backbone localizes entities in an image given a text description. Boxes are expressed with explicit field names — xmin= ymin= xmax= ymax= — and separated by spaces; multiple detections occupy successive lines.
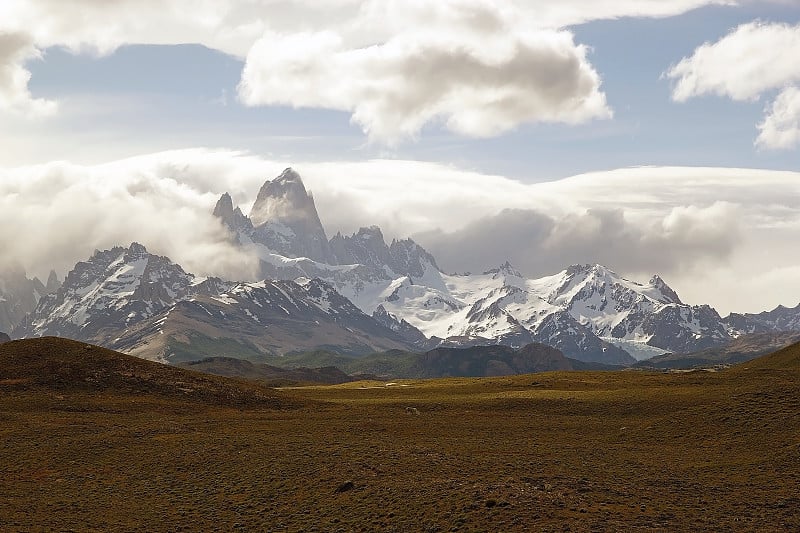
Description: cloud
xmin=510 ymin=0 xmax=736 ymax=28
xmin=756 ymin=86 xmax=800 ymax=150
xmin=239 ymin=9 xmax=611 ymax=141
xmin=413 ymin=203 xmax=741 ymax=277
xmin=0 ymin=32 xmax=56 ymax=116
xmin=666 ymin=20 xmax=800 ymax=150
xmin=2 ymin=150 xmax=800 ymax=314
xmin=0 ymin=152 xmax=263 ymax=282
xmin=1 ymin=0 xmax=730 ymax=137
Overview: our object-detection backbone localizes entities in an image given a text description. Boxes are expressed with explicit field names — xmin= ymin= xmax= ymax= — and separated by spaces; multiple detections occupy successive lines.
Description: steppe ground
xmin=2 ymin=347 xmax=799 ymax=531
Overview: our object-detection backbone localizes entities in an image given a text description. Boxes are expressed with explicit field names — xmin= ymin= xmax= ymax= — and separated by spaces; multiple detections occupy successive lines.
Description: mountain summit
xmin=246 ymin=168 xmax=335 ymax=263
xmin=213 ymin=192 xmax=252 ymax=236
xmin=250 ymin=168 xmax=309 ymax=226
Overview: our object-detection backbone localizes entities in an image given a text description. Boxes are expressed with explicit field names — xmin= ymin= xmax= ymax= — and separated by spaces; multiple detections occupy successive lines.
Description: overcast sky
xmin=1 ymin=0 xmax=800 ymax=315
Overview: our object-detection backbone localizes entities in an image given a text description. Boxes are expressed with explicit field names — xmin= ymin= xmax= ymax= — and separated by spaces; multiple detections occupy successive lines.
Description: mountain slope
xmin=109 ymin=278 xmax=413 ymax=362
xmin=15 ymin=244 xmax=412 ymax=361
xmin=14 ymin=243 xmax=227 ymax=345
xmin=0 ymin=337 xmax=302 ymax=407
xmin=374 ymin=263 xmax=726 ymax=363
xmin=731 ymin=340 xmax=800 ymax=371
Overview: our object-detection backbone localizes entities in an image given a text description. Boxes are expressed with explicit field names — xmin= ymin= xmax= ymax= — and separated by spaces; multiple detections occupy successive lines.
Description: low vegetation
xmin=1 ymin=338 xmax=799 ymax=531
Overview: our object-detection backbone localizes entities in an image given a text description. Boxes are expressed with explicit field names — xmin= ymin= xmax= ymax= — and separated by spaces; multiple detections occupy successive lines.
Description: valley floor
xmin=2 ymin=367 xmax=799 ymax=531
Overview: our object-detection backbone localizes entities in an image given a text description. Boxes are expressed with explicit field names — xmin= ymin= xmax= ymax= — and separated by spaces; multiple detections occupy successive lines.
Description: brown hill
xmin=733 ymin=340 xmax=800 ymax=371
xmin=0 ymin=337 xmax=304 ymax=408
xmin=178 ymin=357 xmax=354 ymax=386
xmin=409 ymin=342 xmax=573 ymax=378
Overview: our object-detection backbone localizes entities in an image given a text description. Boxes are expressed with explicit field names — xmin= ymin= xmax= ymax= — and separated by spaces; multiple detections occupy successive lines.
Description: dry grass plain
xmin=1 ymin=338 xmax=799 ymax=531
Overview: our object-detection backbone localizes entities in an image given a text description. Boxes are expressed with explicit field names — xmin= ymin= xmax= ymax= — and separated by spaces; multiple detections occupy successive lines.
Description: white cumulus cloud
xmin=666 ymin=20 xmax=800 ymax=150
xmin=0 ymin=0 xmax=733 ymax=140
xmin=756 ymin=85 xmax=800 ymax=150
xmin=239 ymin=3 xmax=612 ymax=141
xmin=0 ymin=32 xmax=56 ymax=116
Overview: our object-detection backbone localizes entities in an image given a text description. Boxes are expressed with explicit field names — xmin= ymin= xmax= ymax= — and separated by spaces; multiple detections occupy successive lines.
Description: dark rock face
xmin=0 ymin=331 xmax=10 ymax=344
xmin=649 ymin=275 xmax=683 ymax=305
xmin=213 ymin=168 xmax=337 ymax=264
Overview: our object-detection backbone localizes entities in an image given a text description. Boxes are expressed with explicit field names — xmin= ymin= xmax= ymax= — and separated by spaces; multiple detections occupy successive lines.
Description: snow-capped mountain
xmin=112 ymin=277 xmax=413 ymax=362
xmin=14 ymin=243 xmax=415 ymax=361
xmin=14 ymin=243 xmax=228 ymax=345
xmin=207 ymin=169 xmax=800 ymax=363
xmin=220 ymin=167 xmax=337 ymax=264
xmin=214 ymin=177 xmax=442 ymax=301
xmin=10 ymin=168 xmax=800 ymax=365
xmin=0 ymin=264 xmax=60 ymax=334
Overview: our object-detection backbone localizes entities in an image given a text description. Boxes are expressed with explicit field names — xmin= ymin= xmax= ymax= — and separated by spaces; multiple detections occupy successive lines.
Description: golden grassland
xmin=1 ymin=338 xmax=799 ymax=531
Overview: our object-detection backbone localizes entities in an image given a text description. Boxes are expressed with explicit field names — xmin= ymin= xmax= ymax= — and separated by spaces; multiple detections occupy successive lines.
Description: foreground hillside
xmin=0 ymin=337 xmax=303 ymax=408
xmin=1 ymin=338 xmax=798 ymax=531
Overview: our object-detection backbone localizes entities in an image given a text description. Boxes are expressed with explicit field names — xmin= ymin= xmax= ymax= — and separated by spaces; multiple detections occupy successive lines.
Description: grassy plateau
xmin=1 ymin=337 xmax=799 ymax=531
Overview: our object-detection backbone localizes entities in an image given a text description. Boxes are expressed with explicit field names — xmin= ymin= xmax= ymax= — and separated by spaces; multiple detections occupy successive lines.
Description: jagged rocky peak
xmin=213 ymin=192 xmax=252 ymax=234
xmin=565 ymin=263 xmax=615 ymax=278
xmin=485 ymin=261 xmax=524 ymax=278
xmin=126 ymin=241 xmax=148 ymax=258
xmin=648 ymin=274 xmax=683 ymax=305
xmin=356 ymin=225 xmax=385 ymax=242
xmin=388 ymin=237 xmax=439 ymax=278
xmin=330 ymin=225 xmax=391 ymax=267
xmin=213 ymin=192 xmax=234 ymax=219
xmin=248 ymin=168 xmax=335 ymax=264
xmin=46 ymin=270 xmax=61 ymax=293
xmin=250 ymin=167 xmax=319 ymax=226
xmin=14 ymin=242 xmax=211 ymax=343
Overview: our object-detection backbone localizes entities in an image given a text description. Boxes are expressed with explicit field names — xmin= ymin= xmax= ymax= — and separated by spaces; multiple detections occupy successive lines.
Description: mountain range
xmin=6 ymin=168 xmax=800 ymax=366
